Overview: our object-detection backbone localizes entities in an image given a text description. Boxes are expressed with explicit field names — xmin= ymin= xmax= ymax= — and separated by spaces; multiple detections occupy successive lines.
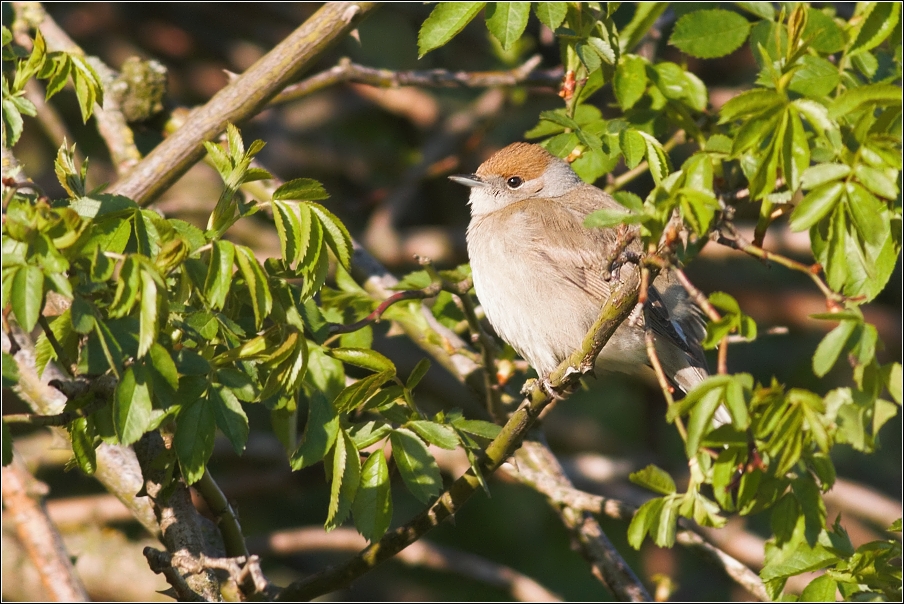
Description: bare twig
xmin=514 ymin=440 xmax=652 ymax=601
xmin=272 ymin=54 xmax=556 ymax=104
xmin=2 ymin=456 xmax=89 ymax=602
xmin=644 ymin=330 xmax=687 ymax=440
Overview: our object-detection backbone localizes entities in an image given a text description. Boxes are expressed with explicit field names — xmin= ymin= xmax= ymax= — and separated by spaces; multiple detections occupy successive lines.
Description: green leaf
xmin=418 ymin=2 xmax=486 ymax=57
xmin=408 ymin=420 xmax=459 ymax=450
xmin=670 ymin=9 xmax=751 ymax=59
xmin=272 ymin=200 xmax=302 ymax=267
xmin=849 ymin=2 xmax=900 ymax=56
xmin=234 ymin=245 xmax=272 ymax=329
xmin=290 ymin=392 xmax=339 ymax=470
xmin=789 ymin=182 xmax=843 ymax=231
xmin=800 ymin=574 xmax=837 ymax=602
xmin=614 ymin=55 xmax=647 ymax=110
xmin=802 ymin=8 xmax=845 ymax=54
xmin=620 ymin=129 xmax=645 ymax=168
xmin=855 ymin=164 xmax=898 ymax=200
xmin=175 ymin=397 xmax=217 ymax=485
xmin=640 ymin=131 xmax=671 ymax=183
xmin=534 ymin=2 xmax=566 ymax=30
xmin=734 ymin=2 xmax=774 ymax=20
xmin=273 ymin=178 xmax=329 ymax=201
xmin=327 ymin=347 xmax=395 ymax=374
xmin=485 ymin=2 xmax=530 ymax=51
xmin=204 ymin=240 xmax=234 ymax=310
xmin=309 ymin=203 xmax=352 ymax=271
xmin=211 ymin=385 xmax=248 ymax=455
xmin=719 ymin=88 xmax=784 ymax=122
xmin=789 ymin=55 xmax=840 ymax=98
xmin=352 ymin=450 xmax=392 ymax=541
xmin=390 ymin=428 xmax=442 ymax=503
xmin=583 ymin=207 xmax=642 ymax=229
xmin=407 ymin=359 xmax=431 ymax=390
xmin=451 ymin=418 xmax=502 ymax=439
xmin=829 ymin=84 xmax=902 ymax=120
xmin=67 ymin=417 xmax=97 ymax=475
xmin=333 ymin=371 xmax=394 ymax=414
xmin=627 ymin=497 xmax=663 ymax=549
xmin=576 ymin=41 xmax=602 ymax=73
xmin=137 ymin=269 xmax=159 ymax=358
xmin=11 ymin=265 xmax=44 ymax=332
xmin=113 ymin=366 xmax=152 ymax=445
xmin=629 ymin=464 xmax=677 ymax=495
xmin=326 ymin=429 xmax=360 ymax=531
xmin=801 ymin=164 xmax=850 ymax=190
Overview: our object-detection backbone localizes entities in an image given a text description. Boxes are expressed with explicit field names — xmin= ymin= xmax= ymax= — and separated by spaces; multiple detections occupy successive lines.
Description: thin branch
xmin=107 ymin=2 xmax=378 ymax=206
xmin=1 ymin=456 xmax=89 ymax=602
xmin=328 ymin=289 xmax=438 ymax=335
xmin=514 ymin=440 xmax=652 ymax=601
xmin=644 ymin=330 xmax=687 ymax=441
xmin=715 ymin=221 xmax=842 ymax=305
xmin=271 ymin=54 xmax=556 ymax=104
xmin=668 ymin=267 xmax=730 ymax=374
xmin=194 ymin=469 xmax=250 ymax=559
xmin=3 ymin=397 xmax=106 ymax=426
xmin=604 ymin=130 xmax=686 ymax=194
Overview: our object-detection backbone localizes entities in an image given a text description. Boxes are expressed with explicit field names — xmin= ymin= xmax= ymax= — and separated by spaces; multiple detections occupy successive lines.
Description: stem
xmin=195 ymin=470 xmax=249 ymax=559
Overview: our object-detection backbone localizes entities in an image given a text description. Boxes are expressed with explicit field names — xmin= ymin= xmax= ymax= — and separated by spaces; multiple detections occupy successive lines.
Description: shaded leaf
xmin=390 ymin=428 xmax=442 ymax=503
xmin=418 ymin=2 xmax=486 ymax=57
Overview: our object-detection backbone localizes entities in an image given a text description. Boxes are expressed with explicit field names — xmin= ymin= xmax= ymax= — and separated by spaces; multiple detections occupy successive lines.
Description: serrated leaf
xmin=801 ymin=9 xmax=844 ymax=54
xmin=328 ymin=347 xmax=395 ymax=374
xmin=352 ymin=450 xmax=392 ymax=541
xmin=114 ymin=366 xmax=152 ymax=445
xmin=309 ymin=203 xmax=352 ymax=271
xmin=627 ymin=497 xmax=663 ymax=549
xmin=829 ymin=84 xmax=903 ymax=120
xmin=272 ymin=200 xmax=302 ymax=267
xmin=11 ymin=264 xmax=44 ymax=332
xmin=234 ymin=245 xmax=272 ymax=329
xmin=273 ymin=178 xmax=329 ymax=201
xmin=137 ymin=269 xmax=158 ymax=358
xmin=670 ymin=9 xmax=751 ymax=59
xmin=802 ymin=164 xmax=850 ymax=190
xmin=485 ymin=2 xmax=530 ymax=51
xmin=629 ymin=464 xmax=677 ymax=495
xmin=789 ymin=55 xmax=840 ymax=99
xmin=408 ymin=420 xmax=459 ymax=450
xmin=849 ymin=2 xmax=900 ymax=57
xmin=290 ymin=391 xmax=339 ymax=470
xmin=584 ymin=207 xmax=642 ymax=228
xmin=175 ymin=397 xmax=216 ymax=485
xmin=211 ymin=385 xmax=248 ymax=455
xmin=327 ymin=429 xmax=360 ymax=531
xmin=390 ymin=428 xmax=442 ymax=503
xmin=418 ymin=2 xmax=486 ymax=57
xmin=204 ymin=240 xmax=234 ymax=310
xmin=333 ymin=371 xmax=394 ymax=414
xmin=620 ymin=129 xmax=645 ymax=168
xmin=614 ymin=55 xmax=647 ymax=110
xmin=576 ymin=41 xmax=602 ymax=73
xmin=534 ymin=2 xmax=566 ymax=30
xmin=407 ymin=358 xmax=431 ymax=390
xmin=735 ymin=2 xmax=774 ymax=20
xmin=719 ymin=88 xmax=784 ymax=122
xmin=789 ymin=181 xmax=844 ymax=231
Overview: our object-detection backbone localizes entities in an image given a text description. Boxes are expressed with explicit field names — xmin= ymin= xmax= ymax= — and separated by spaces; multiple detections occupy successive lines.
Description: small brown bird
xmin=451 ymin=142 xmax=710 ymax=396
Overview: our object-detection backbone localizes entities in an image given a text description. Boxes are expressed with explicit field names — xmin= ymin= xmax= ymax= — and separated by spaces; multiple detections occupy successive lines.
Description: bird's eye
xmin=506 ymin=176 xmax=524 ymax=189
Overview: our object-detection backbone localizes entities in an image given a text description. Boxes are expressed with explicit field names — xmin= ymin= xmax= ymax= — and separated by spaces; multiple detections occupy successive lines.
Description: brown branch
xmin=328 ymin=289 xmax=436 ymax=335
xmin=272 ymin=54 xmax=555 ymax=105
xmin=514 ymin=440 xmax=652 ymax=601
xmin=644 ymin=330 xmax=687 ymax=441
xmin=107 ymin=2 xmax=377 ymax=206
xmin=669 ymin=267 xmax=730 ymax=374
xmin=715 ymin=221 xmax=841 ymax=305
xmin=1 ymin=456 xmax=89 ymax=601
xmin=3 ymin=396 xmax=106 ymax=426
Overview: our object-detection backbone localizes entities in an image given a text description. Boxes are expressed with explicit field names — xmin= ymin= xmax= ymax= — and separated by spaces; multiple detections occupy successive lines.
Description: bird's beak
xmin=448 ymin=174 xmax=488 ymax=188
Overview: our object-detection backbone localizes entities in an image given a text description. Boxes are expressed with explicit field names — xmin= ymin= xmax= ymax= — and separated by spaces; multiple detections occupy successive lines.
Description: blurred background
xmin=4 ymin=3 xmax=900 ymax=601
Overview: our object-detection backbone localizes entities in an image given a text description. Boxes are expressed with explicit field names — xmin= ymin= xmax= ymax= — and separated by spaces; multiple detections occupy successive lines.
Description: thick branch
xmin=2 ymin=456 xmax=89 ymax=601
xmin=108 ymin=2 xmax=377 ymax=205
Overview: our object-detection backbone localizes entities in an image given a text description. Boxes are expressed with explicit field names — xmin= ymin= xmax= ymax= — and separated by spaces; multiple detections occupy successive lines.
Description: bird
xmin=450 ymin=142 xmax=710 ymax=397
